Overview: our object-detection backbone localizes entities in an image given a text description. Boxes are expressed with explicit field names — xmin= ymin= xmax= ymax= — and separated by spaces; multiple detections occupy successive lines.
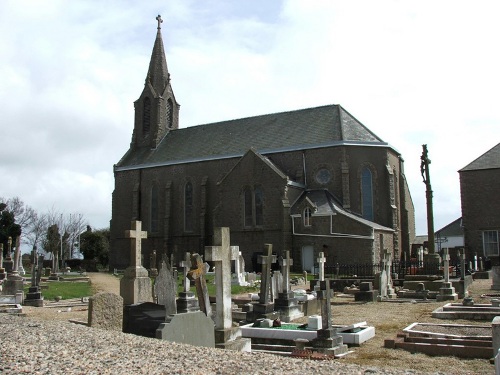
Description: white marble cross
xmin=125 ymin=221 xmax=148 ymax=267
xmin=279 ymin=250 xmax=293 ymax=293
xmin=317 ymin=252 xmax=326 ymax=281
xmin=258 ymin=244 xmax=277 ymax=304
xmin=205 ymin=227 xmax=239 ymax=330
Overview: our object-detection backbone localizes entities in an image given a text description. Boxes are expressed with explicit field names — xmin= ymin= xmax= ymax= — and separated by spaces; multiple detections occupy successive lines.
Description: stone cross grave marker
xmin=442 ymin=248 xmax=451 ymax=282
xmin=155 ymin=260 xmax=177 ymax=317
xmin=30 ymin=247 xmax=38 ymax=286
xmin=258 ymin=244 xmax=277 ymax=304
xmin=279 ymin=250 xmax=293 ymax=293
xmin=205 ymin=227 xmax=239 ymax=331
xmin=179 ymin=252 xmax=191 ymax=293
xmin=318 ymin=279 xmax=332 ymax=329
xmin=188 ymin=253 xmax=212 ymax=318
xmin=125 ymin=221 xmax=147 ymax=267
xmin=317 ymin=252 xmax=326 ymax=281
xmin=459 ymin=248 xmax=466 ymax=280
xmin=0 ymin=243 xmax=3 ymax=267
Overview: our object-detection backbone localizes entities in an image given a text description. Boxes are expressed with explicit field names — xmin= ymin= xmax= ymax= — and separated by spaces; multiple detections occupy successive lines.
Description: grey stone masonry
xmin=88 ymin=292 xmax=123 ymax=331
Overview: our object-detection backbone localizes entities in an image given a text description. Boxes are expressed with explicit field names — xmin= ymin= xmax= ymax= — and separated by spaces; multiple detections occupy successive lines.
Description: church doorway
xmin=301 ymin=245 xmax=314 ymax=273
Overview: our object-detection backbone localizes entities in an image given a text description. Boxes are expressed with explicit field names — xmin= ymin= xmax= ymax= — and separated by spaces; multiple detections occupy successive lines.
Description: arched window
xmin=303 ymin=207 xmax=312 ymax=227
xmin=150 ymin=184 xmax=159 ymax=232
xmin=167 ymin=98 xmax=174 ymax=128
xmin=361 ymin=166 xmax=374 ymax=221
xmin=244 ymin=187 xmax=253 ymax=227
xmin=255 ymin=187 xmax=263 ymax=226
xmin=143 ymin=97 xmax=151 ymax=135
xmin=184 ymin=182 xmax=193 ymax=232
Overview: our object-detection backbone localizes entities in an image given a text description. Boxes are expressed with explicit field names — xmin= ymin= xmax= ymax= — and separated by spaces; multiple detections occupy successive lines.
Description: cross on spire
xmin=156 ymin=14 xmax=163 ymax=30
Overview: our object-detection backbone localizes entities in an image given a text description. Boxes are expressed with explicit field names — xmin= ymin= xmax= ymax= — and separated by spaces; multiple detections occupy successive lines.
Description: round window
xmin=315 ymin=168 xmax=331 ymax=184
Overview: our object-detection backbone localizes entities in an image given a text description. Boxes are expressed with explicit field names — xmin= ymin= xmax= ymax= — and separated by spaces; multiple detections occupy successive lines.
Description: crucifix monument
xmin=420 ymin=144 xmax=439 ymax=263
xmin=275 ymin=250 xmax=304 ymax=322
xmin=253 ymin=244 xmax=279 ymax=320
xmin=317 ymin=252 xmax=326 ymax=281
xmin=187 ymin=253 xmax=212 ymax=318
xmin=120 ymin=220 xmax=153 ymax=305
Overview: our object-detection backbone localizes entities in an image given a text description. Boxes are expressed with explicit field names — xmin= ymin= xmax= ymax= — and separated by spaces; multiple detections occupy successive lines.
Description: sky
xmin=1 ymin=0 xmax=499 ymax=239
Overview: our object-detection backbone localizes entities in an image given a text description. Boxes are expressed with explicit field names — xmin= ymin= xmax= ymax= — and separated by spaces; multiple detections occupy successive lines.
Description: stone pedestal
xmin=24 ymin=286 xmax=44 ymax=307
xmin=310 ymin=328 xmax=348 ymax=356
xmin=176 ymin=291 xmax=200 ymax=313
xmin=120 ymin=266 xmax=153 ymax=305
xmin=355 ymin=282 xmax=377 ymax=302
xmin=214 ymin=327 xmax=251 ymax=351
xmin=2 ymin=273 xmax=24 ymax=297
xmin=491 ymin=266 xmax=500 ymax=290
xmin=0 ymin=267 xmax=6 ymax=281
xmin=436 ymin=282 xmax=458 ymax=302
xmin=3 ymin=258 xmax=14 ymax=275
xmin=252 ymin=302 xmax=279 ymax=320
xmin=274 ymin=291 xmax=304 ymax=322
xmin=48 ymin=273 xmax=59 ymax=281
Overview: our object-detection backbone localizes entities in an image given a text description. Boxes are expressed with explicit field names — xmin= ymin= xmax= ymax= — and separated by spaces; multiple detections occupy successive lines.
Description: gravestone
xmin=0 ymin=244 xmax=6 ymax=281
xmin=3 ymin=237 xmax=14 ymax=275
xmin=2 ymin=238 xmax=24 ymax=296
xmin=154 ymin=260 xmax=177 ymax=318
xmin=436 ymin=248 xmax=458 ymax=301
xmin=188 ymin=253 xmax=212 ymax=318
xmin=253 ymin=244 xmax=279 ymax=320
xmin=310 ymin=279 xmax=348 ymax=356
xmin=120 ymin=221 xmax=153 ymax=305
xmin=274 ymin=250 xmax=304 ymax=322
xmin=156 ymin=311 xmax=215 ymax=347
xmin=24 ymin=248 xmax=44 ymax=307
xmin=176 ymin=252 xmax=199 ymax=313
xmin=149 ymin=250 xmax=158 ymax=278
xmin=271 ymin=270 xmax=282 ymax=300
xmin=88 ymin=292 xmax=123 ymax=331
xmin=232 ymin=251 xmax=248 ymax=286
xmin=377 ymin=249 xmax=396 ymax=300
xmin=317 ymin=252 xmax=326 ymax=281
xmin=205 ymin=227 xmax=250 ymax=351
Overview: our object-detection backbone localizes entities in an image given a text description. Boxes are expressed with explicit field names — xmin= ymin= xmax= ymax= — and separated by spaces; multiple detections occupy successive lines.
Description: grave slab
xmin=156 ymin=311 xmax=215 ymax=347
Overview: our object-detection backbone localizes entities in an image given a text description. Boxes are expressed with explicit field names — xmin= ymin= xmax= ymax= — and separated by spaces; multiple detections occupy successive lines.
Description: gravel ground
xmin=1 ymin=273 xmax=495 ymax=374
xmin=0 ymin=313 xmax=435 ymax=375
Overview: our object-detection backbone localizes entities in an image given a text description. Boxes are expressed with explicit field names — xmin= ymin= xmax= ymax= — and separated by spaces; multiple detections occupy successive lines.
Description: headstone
xmin=154 ymin=260 xmax=177 ymax=317
xmin=205 ymin=228 xmax=239 ymax=332
xmin=274 ymin=250 xmax=304 ymax=322
xmin=24 ymin=248 xmax=44 ymax=307
xmin=317 ymin=252 xmax=326 ymax=281
xmin=205 ymin=227 xmax=250 ymax=350
xmin=156 ymin=311 xmax=215 ymax=347
xmin=3 ymin=237 xmax=14 ymax=275
xmin=436 ymin=248 xmax=458 ymax=301
xmin=119 ymin=221 xmax=153 ymax=305
xmin=0 ymin=244 xmax=6 ymax=281
xmin=149 ymin=250 xmax=158 ymax=277
xmin=88 ymin=292 xmax=123 ymax=331
xmin=18 ymin=254 xmax=25 ymax=276
xmin=271 ymin=270 xmax=282 ymax=300
xmin=310 ymin=279 xmax=348 ymax=356
xmin=188 ymin=253 xmax=212 ymax=318
xmin=232 ymin=251 xmax=248 ymax=286
xmin=176 ymin=252 xmax=199 ymax=314
xmin=378 ymin=249 xmax=396 ymax=300
xmin=253 ymin=244 xmax=279 ymax=320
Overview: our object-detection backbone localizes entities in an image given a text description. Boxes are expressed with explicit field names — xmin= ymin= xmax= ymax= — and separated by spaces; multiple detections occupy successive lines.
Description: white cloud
xmin=1 ymin=0 xmax=499 ymax=237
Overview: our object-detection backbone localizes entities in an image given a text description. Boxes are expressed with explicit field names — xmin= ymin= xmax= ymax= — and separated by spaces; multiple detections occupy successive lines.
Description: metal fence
xmin=324 ymin=260 xmax=462 ymax=279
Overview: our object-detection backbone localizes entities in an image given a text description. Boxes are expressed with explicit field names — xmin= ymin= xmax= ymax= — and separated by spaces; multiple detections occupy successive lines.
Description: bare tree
xmin=0 ymin=196 xmax=37 ymax=253
xmin=24 ymin=212 xmax=48 ymax=254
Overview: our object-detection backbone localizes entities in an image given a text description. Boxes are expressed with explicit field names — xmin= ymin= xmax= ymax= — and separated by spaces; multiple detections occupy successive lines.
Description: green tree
xmin=42 ymin=224 xmax=61 ymax=260
xmin=80 ymin=226 xmax=109 ymax=267
xmin=0 ymin=203 xmax=22 ymax=257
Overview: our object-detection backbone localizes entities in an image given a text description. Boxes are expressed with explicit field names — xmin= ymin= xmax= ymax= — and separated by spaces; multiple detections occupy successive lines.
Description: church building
xmin=109 ymin=17 xmax=416 ymax=272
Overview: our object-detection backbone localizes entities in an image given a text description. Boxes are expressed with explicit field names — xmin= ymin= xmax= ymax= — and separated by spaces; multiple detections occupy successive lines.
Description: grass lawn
xmin=25 ymin=280 xmax=93 ymax=301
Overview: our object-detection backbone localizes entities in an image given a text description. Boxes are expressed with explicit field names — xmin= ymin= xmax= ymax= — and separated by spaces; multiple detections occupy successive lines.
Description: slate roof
xmin=460 ymin=143 xmax=500 ymax=172
xmin=435 ymin=217 xmax=463 ymax=237
xmin=116 ymin=104 xmax=388 ymax=171
xmin=291 ymin=190 xmax=394 ymax=231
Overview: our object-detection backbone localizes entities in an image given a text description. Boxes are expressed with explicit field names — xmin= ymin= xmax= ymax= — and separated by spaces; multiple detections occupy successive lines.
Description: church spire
xmin=146 ymin=15 xmax=170 ymax=96
xmin=131 ymin=15 xmax=180 ymax=149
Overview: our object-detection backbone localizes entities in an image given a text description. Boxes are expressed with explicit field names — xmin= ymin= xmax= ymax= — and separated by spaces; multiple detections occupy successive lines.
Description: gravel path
xmin=1 ymin=273 xmax=493 ymax=374
xmin=0 ymin=313 xmax=430 ymax=375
